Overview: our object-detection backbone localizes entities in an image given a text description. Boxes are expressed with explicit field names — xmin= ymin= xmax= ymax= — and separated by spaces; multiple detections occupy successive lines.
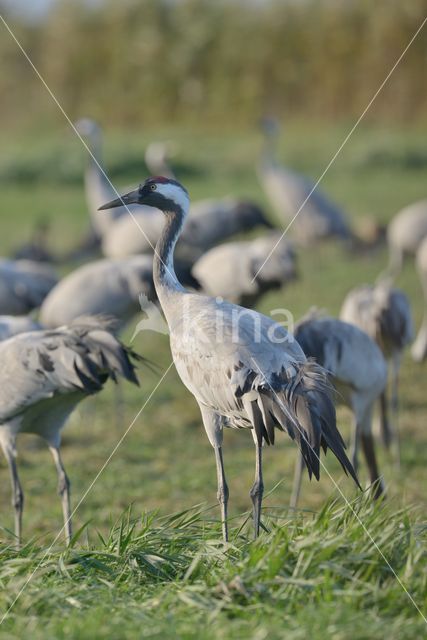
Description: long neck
xmin=153 ymin=208 xmax=187 ymax=310
xmin=259 ymin=133 xmax=277 ymax=174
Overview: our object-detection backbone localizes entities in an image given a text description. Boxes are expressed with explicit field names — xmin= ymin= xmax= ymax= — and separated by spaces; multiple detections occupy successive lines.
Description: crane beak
xmin=98 ymin=188 xmax=140 ymax=210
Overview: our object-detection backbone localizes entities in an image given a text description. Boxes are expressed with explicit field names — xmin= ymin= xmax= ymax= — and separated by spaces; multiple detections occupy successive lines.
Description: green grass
xmin=0 ymin=121 xmax=427 ymax=637
xmin=0 ymin=499 xmax=426 ymax=640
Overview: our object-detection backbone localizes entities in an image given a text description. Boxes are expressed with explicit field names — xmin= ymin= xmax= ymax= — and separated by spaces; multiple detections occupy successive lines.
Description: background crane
xmin=0 ymin=317 xmax=140 ymax=546
xmin=340 ymin=281 xmax=413 ymax=464
xmin=292 ymin=313 xmax=388 ymax=507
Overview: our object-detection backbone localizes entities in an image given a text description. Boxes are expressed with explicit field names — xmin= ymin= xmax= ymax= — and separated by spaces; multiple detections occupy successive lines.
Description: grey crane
xmin=39 ymin=255 xmax=155 ymax=331
xmin=0 ymin=317 xmax=140 ymax=546
xmin=257 ymin=118 xmax=353 ymax=246
xmin=0 ymin=258 xmax=58 ymax=315
xmin=411 ymin=235 xmax=427 ymax=361
xmin=99 ymin=176 xmax=359 ymax=541
xmin=75 ymin=118 xmax=161 ymax=243
xmin=292 ymin=313 xmax=388 ymax=507
xmin=0 ymin=315 xmax=41 ymax=341
xmin=340 ymin=281 xmax=413 ymax=461
xmin=192 ymin=232 xmax=297 ymax=307
xmin=386 ymin=199 xmax=427 ymax=278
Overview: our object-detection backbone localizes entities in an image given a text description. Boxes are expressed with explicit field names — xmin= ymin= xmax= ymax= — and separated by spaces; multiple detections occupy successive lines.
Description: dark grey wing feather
xmin=237 ymin=359 xmax=360 ymax=487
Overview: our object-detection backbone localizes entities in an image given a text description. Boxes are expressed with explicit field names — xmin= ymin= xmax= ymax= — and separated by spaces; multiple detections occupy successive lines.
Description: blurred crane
xmin=192 ymin=232 xmax=296 ymax=307
xmin=99 ymin=176 xmax=359 ymax=541
xmin=257 ymin=117 xmax=353 ymax=246
xmin=292 ymin=313 xmax=387 ymax=507
xmin=386 ymin=199 xmax=427 ymax=278
xmin=0 ymin=259 xmax=57 ymax=315
xmin=39 ymin=255 xmax=155 ymax=330
xmin=411 ymin=235 xmax=427 ymax=361
xmin=144 ymin=141 xmax=175 ymax=179
xmin=0 ymin=317 xmax=140 ymax=546
xmin=75 ymin=118 xmax=162 ymax=243
xmin=340 ymin=281 xmax=413 ymax=463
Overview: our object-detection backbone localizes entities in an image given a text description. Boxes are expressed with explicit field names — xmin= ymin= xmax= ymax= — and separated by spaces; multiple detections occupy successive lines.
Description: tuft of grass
xmin=0 ymin=497 xmax=425 ymax=639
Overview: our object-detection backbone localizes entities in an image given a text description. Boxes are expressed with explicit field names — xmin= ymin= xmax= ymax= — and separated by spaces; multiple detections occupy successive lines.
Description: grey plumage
xmin=75 ymin=118 xmax=160 ymax=242
xmin=386 ymin=199 xmax=427 ymax=277
xmin=257 ymin=118 xmax=352 ymax=246
xmin=39 ymin=255 xmax=155 ymax=331
xmin=0 ymin=317 xmax=140 ymax=545
xmin=99 ymin=176 xmax=360 ymax=542
xmin=340 ymin=281 xmax=413 ymax=459
xmin=0 ymin=315 xmax=41 ymax=341
xmin=192 ymin=232 xmax=296 ymax=306
xmin=412 ymin=236 xmax=427 ymax=361
xmin=0 ymin=259 xmax=58 ymax=314
xmin=292 ymin=312 xmax=387 ymax=506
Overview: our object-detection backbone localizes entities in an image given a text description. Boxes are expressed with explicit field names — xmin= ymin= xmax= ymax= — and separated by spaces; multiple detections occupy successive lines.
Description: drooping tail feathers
xmin=49 ymin=317 xmax=143 ymax=393
xmin=246 ymin=360 xmax=360 ymax=488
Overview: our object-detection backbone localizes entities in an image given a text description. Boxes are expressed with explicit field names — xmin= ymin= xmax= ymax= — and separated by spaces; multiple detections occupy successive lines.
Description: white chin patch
xmin=158 ymin=183 xmax=190 ymax=211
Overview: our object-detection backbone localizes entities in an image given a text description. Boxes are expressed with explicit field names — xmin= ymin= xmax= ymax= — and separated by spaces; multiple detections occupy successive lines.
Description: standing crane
xmin=0 ymin=317 xmax=140 ymax=546
xmin=192 ymin=232 xmax=296 ymax=307
xmin=0 ymin=259 xmax=58 ymax=315
xmin=340 ymin=281 xmax=413 ymax=462
xmin=99 ymin=176 xmax=359 ymax=541
xmin=257 ymin=117 xmax=353 ymax=246
xmin=292 ymin=313 xmax=388 ymax=507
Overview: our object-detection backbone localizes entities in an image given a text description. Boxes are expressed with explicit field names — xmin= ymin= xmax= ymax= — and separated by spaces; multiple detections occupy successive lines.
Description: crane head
xmin=98 ymin=176 xmax=190 ymax=215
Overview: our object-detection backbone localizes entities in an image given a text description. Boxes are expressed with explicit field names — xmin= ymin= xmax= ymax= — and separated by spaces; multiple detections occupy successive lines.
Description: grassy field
xmin=0 ymin=121 xmax=426 ymax=638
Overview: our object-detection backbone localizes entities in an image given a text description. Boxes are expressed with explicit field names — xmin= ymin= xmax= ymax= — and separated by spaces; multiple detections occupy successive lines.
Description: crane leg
xmin=114 ymin=381 xmax=125 ymax=433
xmin=390 ymin=353 xmax=401 ymax=470
xmin=197 ymin=404 xmax=229 ymax=542
xmin=214 ymin=446 xmax=229 ymax=542
xmin=250 ymin=438 xmax=264 ymax=539
xmin=360 ymin=433 xmax=384 ymax=499
xmin=4 ymin=449 xmax=24 ymax=549
xmin=379 ymin=390 xmax=392 ymax=449
xmin=49 ymin=446 xmax=72 ymax=544
xmin=349 ymin=416 xmax=360 ymax=475
xmin=290 ymin=452 xmax=304 ymax=509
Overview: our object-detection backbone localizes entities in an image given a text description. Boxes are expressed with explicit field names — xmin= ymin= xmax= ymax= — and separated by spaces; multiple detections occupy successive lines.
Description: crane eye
xmin=150 ymin=183 xmax=157 ymax=191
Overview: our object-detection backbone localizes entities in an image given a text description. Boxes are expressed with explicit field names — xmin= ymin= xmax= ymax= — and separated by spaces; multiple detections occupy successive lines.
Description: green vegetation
xmin=1 ymin=0 xmax=427 ymax=129
xmin=0 ymin=499 xmax=426 ymax=640
xmin=0 ymin=121 xmax=426 ymax=636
